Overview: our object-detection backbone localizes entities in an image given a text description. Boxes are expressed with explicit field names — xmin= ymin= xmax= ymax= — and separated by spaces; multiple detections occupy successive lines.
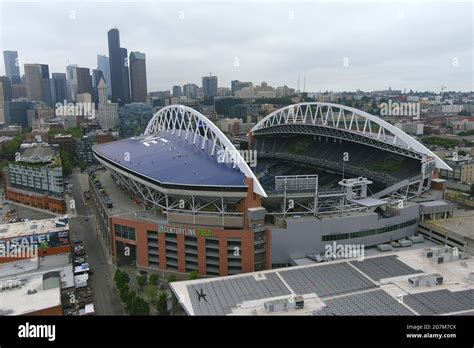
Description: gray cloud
xmin=0 ymin=0 xmax=472 ymax=91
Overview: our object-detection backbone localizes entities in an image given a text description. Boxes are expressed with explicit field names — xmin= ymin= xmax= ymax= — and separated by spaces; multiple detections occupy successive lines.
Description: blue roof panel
xmin=93 ymin=132 xmax=247 ymax=188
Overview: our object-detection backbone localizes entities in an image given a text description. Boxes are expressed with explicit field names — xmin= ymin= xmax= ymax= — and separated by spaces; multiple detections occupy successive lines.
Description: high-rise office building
xmin=97 ymin=55 xmax=112 ymax=98
xmin=120 ymin=47 xmax=131 ymax=104
xmin=183 ymin=83 xmax=199 ymax=100
xmin=66 ymin=64 xmax=78 ymax=102
xmin=0 ymin=76 xmax=12 ymax=125
xmin=172 ymin=85 xmax=182 ymax=97
xmin=5 ymin=101 xmax=33 ymax=127
xmin=3 ymin=51 xmax=20 ymax=82
xmin=129 ymin=51 xmax=147 ymax=103
xmin=202 ymin=75 xmax=218 ymax=98
xmin=24 ymin=64 xmax=43 ymax=102
xmin=0 ymin=76 xmax=13 ymax=102
xmin=12 ymin=84 xmax=27 ymax=100
xmin=76 ymin=67 xmax=93 ymax=97
xmin=107 ymin=28 xmax=125 ymax=104
xmin=40 ymin=64 xmax=53 ymax=106
xmin=51 ymin=73 xmax=67 ymax=104
xmin=92 ymin=69 xmax=104 ymax=103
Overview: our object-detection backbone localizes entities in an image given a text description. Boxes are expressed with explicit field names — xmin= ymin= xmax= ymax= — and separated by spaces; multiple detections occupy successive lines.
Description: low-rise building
xmin=440 ymin=156 xmax=474 ymax=184
xmin=49 ymin=133 xmax=76 ymax=159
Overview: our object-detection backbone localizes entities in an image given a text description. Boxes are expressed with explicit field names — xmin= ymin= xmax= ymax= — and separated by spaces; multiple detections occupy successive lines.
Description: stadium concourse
xmin=90 ymin=103 xmax=456 ymax=277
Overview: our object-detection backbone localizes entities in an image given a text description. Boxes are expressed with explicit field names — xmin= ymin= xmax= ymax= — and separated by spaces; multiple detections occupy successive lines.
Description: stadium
xmin=91 ymin=103 xmax=453 ymax=276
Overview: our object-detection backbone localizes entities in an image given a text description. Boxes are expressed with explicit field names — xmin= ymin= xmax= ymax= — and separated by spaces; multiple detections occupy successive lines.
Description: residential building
xmin=5 ymin=143 xmax=66 ymax=213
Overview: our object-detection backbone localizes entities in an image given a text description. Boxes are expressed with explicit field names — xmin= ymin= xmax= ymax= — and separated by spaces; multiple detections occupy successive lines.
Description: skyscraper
xmin=172 ymin=86 xmax=182 ymax=97
xmin=183 ymin=84 xmax=199 ymax=100
xmin=24 ymin=64 xmax=43 ymax=102
xmin=51 ymin=73 xmax=67 ymax=104
xmin=76 ymin=67 xmax=93 ymax=97
xmin=0 ymin=76 xmax=13 ymax=102
xmin=120 ymin=47 xmax=131 ymax=104
xmin=97 ymin=55 xmax=112 ymax=98
xmin=40 ymin=64 xmax=53 ymax=106
xmin=66 ymin=64 xmax=78 ymax=102
xmin=129 ymin=51 xmax=147 ymax=103
xmin=107 ymin=28 xmax=125 ymax=104
xmin=202 ymin=75 xmax=218 ymax=98
xmin=3 ymin=51 xmax=20 ymax=82
xmin=0 ymin=76 xmax=12 ymax=125
xmin=92 ymin=69 xmax=104 ymax=103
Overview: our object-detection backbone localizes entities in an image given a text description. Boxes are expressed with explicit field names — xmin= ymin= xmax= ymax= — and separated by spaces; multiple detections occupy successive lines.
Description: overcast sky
xmin=0 ymin=0 xmax=472 ymax=92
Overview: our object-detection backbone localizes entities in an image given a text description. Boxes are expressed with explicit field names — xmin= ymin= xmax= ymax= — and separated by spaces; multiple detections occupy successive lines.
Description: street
xmin=69 ymin=169 xmax=124 ymax=315
xmin=3 ymin=169 xmax=124 ymax=315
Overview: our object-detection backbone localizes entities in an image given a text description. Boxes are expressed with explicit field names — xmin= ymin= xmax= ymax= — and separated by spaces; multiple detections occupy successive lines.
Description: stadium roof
xmin=251 ymin=102 xmax=451 ymax=171
xmin=93 ymin=132 xmax=248 ymax=190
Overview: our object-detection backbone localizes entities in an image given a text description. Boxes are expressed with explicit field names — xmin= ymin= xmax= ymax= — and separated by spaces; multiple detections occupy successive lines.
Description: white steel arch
xmin=144 ymin=105 xmax=267 ymax=197
xmin=251 ymin=102 xmax=451 ymax=171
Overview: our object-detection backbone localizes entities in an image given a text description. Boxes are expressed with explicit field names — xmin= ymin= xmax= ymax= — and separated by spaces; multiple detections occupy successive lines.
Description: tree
xmin=137 ymin=275 xmax=148 ymax=288
xmin=167 ymin=275 xmax=177 ymax=283
xmin=119 ymin=285 xmax=130 ymax=303
xmin=189 ymin=271 xmax=199 ymax=280
xmin=129 ymin=296 xmax=150 ymax=315
xmin=125 ymin=290 xmax=138 ymax=311
xmin=149 ymin=273 xmax=160 ymax=285
xmin=145 ymin=284 xmax=157 ymax=302
xmin=60 ymin=150 xmax=73 ymax=177
xmin=1 ymin=134 xmax=25 ymax=161
xmin=114 ymin=269 xmax=122 ymax=282
xmin=458 ymin=150 xmax=467 ymax=156
xmin=156 ymin=291 xmax=168 ymax=315
xmin=114 ymin=269 xmax=130 ymax=289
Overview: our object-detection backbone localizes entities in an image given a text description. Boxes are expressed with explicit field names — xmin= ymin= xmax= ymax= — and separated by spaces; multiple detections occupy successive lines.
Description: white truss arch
xmin=144 ymin=105 xmax=267 ymax=197
xmin=251 ymin=102 xmax=451 ymax=171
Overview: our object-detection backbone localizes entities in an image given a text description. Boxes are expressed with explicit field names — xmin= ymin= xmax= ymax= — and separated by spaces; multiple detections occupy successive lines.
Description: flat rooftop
xmin=0 ymin=273 xmax=62 ymax=315
xmin=93 ymin=132 xmax=247 ymax=188
xmin=0 ymin=253 xmax=73 ymax=315
xmin=171 ymin=247 xmax=474 ymax=316
xmin=0 ymin=216 xmax=68 ymax=240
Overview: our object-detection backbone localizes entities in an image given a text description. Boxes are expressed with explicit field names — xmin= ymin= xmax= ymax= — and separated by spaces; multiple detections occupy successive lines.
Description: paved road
xmin=69 ymin=170 xmax=124 ymax=315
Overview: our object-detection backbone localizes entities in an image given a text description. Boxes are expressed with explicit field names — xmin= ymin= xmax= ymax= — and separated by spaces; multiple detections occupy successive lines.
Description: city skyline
xmin=0 ymin=1 xmax=472 ymax=92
